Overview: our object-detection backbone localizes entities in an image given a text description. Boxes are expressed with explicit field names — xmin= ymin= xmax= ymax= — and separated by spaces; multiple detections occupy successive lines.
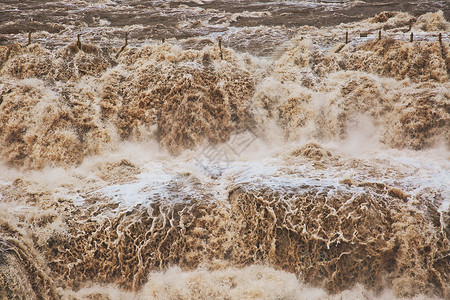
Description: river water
xmin=0 ymin=1 xmax=449 ymax=299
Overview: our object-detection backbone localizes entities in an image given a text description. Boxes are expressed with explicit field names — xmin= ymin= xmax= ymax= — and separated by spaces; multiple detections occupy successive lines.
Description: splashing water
xmin=0 ymin=4 xmax=449 ymax=300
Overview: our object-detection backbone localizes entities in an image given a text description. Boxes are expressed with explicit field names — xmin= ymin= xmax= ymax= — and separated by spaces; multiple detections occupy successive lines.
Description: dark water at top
xmin=0 ymin=0 xmax=448 ymax=55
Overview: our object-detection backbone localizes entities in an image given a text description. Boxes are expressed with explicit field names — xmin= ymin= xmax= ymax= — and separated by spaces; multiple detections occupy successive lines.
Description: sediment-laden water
xmin=0 ymin=1 xmax=449 ymax=299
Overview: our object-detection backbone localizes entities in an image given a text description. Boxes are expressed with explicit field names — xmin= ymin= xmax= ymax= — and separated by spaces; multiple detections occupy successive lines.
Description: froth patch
xmin=95 ymin=159 xmax=141 ymax=184
xmin=261 ymin=54 xmax=449 ymax=150
xmin=354 ymin=39 xmax=448 ymax=83
xmin=0 ymin=141 xmax=448 ymax=298
xmin=1 ymin=10 xmax=449 ymax=169
xmin=140 ymin=265 xmax=309 ymax=300
xmin=60 ymin=268 xmax=446 ymax=299
xmin=0 ymin=224 xmax=58 ymax=299
xmin=0 ymin=42 xmax=258 ymax=168
xmin=415 ymin=11 xmax=450 ymax=32
xmin=100 ymin=44 xmax=256 ymax=154
xmin=0 ymin=43 xmax=111 ymax=81
xmin=0 ymin=80 xmax=110 ymax=169
xmin=290 ymin=143 xmax=333 ymax=161
xmin=228 ymin=185 xmax=449 ymax=297
xmin=8 ymin=179 xmax=443 ymax=298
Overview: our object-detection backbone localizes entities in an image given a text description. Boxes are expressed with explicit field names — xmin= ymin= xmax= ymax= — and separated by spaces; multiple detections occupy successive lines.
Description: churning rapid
xmin=0 ymin=1 xmax=449 ymax=299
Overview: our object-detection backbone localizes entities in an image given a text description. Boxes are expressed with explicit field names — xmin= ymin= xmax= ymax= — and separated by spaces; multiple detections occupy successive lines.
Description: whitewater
xmin=0 ymin=1 xmax=449 ymax=299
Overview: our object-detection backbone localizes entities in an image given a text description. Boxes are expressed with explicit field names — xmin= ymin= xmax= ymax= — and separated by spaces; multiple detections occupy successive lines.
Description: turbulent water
xmin=0 ymin=1 xmax=449 ymax=299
